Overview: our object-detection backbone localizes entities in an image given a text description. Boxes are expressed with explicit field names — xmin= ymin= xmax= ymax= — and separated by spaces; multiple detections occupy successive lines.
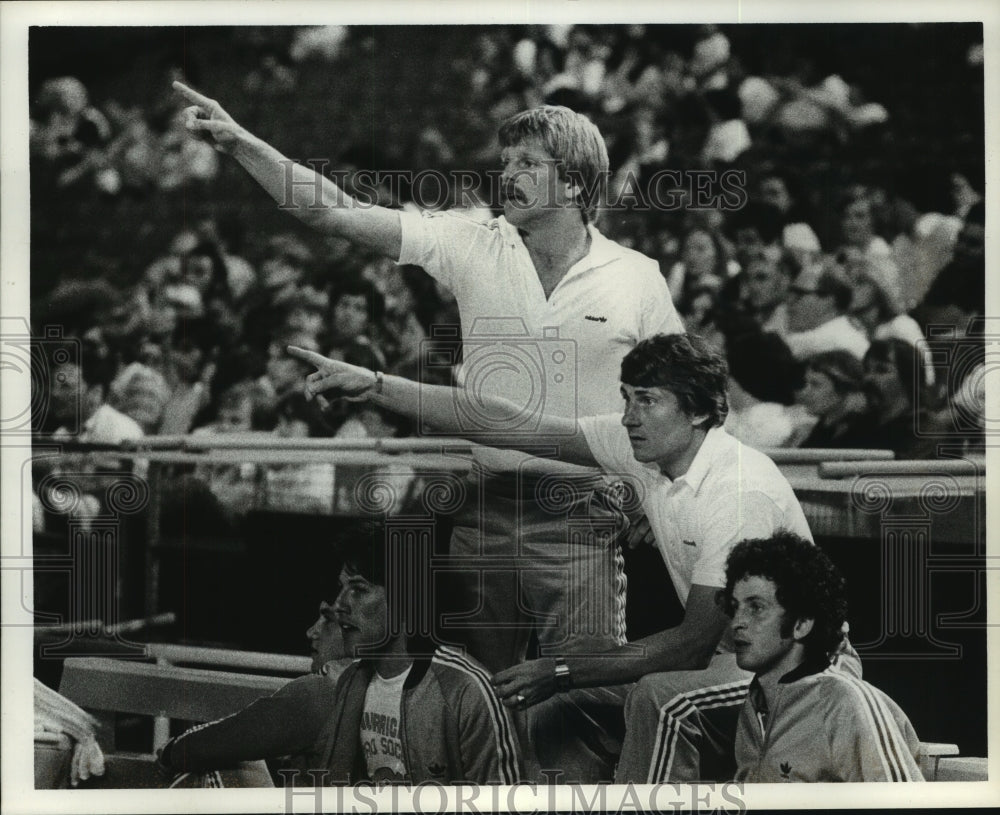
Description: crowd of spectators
xmin=31 ymin=24 xmax=987 ymax=523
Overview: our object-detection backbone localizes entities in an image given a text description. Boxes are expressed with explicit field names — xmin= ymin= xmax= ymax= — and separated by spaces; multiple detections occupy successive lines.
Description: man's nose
xmin=332 ymin=592 xmax=349 ymax=614
xmin=731 ymin=608 xmax=750 ymax=629
xmin=621 ymin=406 xmax=639 ymax=427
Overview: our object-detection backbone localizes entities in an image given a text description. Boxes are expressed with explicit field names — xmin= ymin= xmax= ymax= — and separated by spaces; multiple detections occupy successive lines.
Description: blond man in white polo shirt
xmin=174 ymin=81 xmax=681 ymax=672
xmin=176 ymin=83 xmax=680 ymax=781
xmin=289 ymin=333 xmax=821 ymax=782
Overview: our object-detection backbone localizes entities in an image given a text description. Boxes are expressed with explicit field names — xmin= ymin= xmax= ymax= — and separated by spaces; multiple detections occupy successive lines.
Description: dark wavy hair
xmin=338 ymin=519 xmax=435 ymax=655
xmin=340 ymin=520 xmax=389 ymax=587
xmin=722 ymin=532 xmax=848 ymax=663
xmin=619 ymin=333 xmax=729 ymax=428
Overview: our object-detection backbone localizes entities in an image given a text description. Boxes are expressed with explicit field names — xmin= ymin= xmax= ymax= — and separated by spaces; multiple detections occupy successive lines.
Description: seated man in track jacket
xmin=723 ymin=532 xmax=922 ymax=782
xmin=157 ymin=522 xmax=521 ymax=786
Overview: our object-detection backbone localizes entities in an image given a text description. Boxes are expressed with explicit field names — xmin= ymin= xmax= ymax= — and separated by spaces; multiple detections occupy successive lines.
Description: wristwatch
xmin=554 ymin=658 xmax=572 ymax=692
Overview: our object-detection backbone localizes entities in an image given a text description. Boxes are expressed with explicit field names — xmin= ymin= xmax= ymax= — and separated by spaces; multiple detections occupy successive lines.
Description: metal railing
xmin=30 ymin=435 xmax=985 ymax=649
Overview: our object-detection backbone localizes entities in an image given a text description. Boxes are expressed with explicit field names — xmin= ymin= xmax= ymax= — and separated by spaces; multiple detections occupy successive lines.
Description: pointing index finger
xmin=286 ymin=345 xmax=330 ymax=367
xmin=172 ymin=80 xmax=213 ymax=108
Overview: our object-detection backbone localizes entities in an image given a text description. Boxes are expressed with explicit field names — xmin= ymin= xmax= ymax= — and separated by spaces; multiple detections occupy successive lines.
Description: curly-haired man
xmin=722 ymin=532 xmax=923 ymax=782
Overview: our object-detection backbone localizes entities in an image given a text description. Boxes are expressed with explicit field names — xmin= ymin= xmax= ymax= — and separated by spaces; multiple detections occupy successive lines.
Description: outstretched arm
xmin=157 ymin=675 xmax=329 ymax=773
xmin=173 ymin=81 xmax=401 ymax=258
xmin=288 ymin=346 xmax=598 ymax=466
xmin=491 ymin=584 xmax=731 ymax=708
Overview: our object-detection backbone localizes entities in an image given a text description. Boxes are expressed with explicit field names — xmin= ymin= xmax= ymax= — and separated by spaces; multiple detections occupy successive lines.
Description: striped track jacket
xmin=735 ymin=661 xmax=923 ymax=782
xmin=162 ymin=646 xmax=521 ymax=785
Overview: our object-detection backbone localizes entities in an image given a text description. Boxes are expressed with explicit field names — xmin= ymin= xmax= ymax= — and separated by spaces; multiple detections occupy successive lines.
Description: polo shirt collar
xmin=505 ymin=217 xmax=622 ymax=274
xmin=674 ymin=425 xmax=727 ymax=494
xmin=580 ymin=223 xmax=622 ymax=272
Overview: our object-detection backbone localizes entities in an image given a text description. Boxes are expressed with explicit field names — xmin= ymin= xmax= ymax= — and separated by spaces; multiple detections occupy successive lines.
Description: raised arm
xmin=174 ymin=81 xmax=401 ymax=258
xmin=288 ymin=346 xmax=597 ymax=466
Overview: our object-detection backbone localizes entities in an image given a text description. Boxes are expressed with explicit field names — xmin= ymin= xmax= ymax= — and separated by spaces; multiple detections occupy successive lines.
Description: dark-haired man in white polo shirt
xmin=288 ymin=333 xmax=821 ymax=784
xmin=175 ymin=82 xmax=681 ymax=780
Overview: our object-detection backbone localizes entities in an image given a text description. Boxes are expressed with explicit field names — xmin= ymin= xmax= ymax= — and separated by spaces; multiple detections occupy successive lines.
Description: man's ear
xmin=791 ymin=617 xmax=815 ymax=642
xmin=689 ymin=412 xmax=710 ymax=428
xmin=564 ymin=177 xmax=582 ymax=206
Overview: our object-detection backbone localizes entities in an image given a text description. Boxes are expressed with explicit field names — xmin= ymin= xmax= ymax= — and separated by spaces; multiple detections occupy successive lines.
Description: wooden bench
xmin=818 ymin=458 xmax=984 ymax=479
xmin=766 ymin=448 xmax=894 ymax=464
xmin=58 ymin=656 xmax=292 ymax=788
xmin=919 ymin=742 xmax=960 ymax=779
xmin=59 ymin=656 xmax=289 ymax=739
xmin=145 ymin=643 xmax=311 ymax=676
xmin=918 ymin=742 xmax=989 ymax=781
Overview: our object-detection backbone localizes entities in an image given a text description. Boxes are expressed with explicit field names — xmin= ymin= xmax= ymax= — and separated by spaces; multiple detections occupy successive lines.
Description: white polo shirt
xmin=398 ymin=209 xmax=682 ymax=477
xmin=577 ymin=421 xmax=812 ymax=606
